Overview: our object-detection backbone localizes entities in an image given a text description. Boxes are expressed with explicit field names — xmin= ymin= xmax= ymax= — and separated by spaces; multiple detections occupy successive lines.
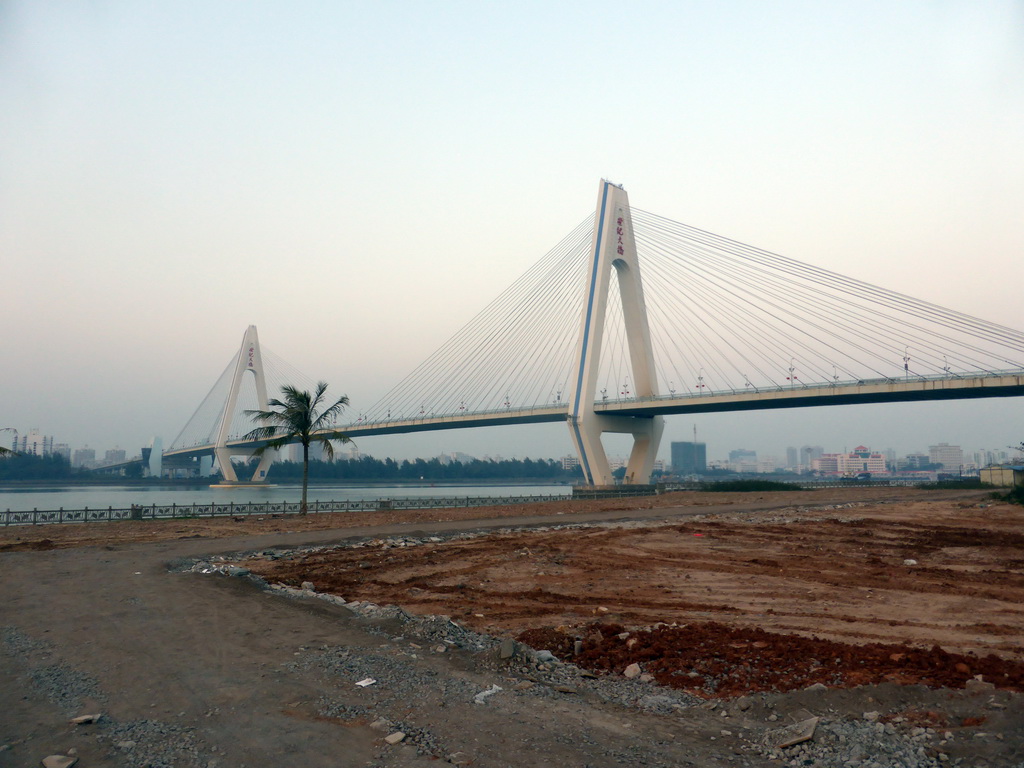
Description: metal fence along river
xmin=0 ymin=493 xmax=569 ymax=527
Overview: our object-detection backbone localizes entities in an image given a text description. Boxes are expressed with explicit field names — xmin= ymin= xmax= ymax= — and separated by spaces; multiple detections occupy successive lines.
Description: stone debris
xmin=355 ymin=677 xmax=376 ymax=687
xmin=623 ymin=663 xmax=641 ymax=679
xmin=965 ymin=677 xmax=996 ymax=694
xmin=69 ymin=713 xmax=102 ymax=724
xmin=766 ymin=714 xmax=819 ymax=749
xmin=499 ymin=638 xmax=516 ymax=659
xmin=41 ymin=756 xmax=78 ymax=768
xmin=473 ymin=684 xmax=502 ymax=704
xmin=904 ymin=558 xmax=919 ymax=566
xmin=384 ymin=731 xmax=406 ymax=744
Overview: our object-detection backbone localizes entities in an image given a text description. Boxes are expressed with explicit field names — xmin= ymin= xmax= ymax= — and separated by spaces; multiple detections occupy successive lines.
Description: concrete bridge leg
xmin=566 ymin=180 xmax=663 ymax=485
xmin=211 ymin=325 xmax=276 ymax=484
xmin=569 ymin=413 xmax=664 ymax=486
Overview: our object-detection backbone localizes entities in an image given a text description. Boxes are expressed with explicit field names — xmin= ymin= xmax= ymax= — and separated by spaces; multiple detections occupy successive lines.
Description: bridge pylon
xmin=566 ymin=180 xmax=664 ymax=486
xmin=213 ymin=325 xmax=275 ymax=484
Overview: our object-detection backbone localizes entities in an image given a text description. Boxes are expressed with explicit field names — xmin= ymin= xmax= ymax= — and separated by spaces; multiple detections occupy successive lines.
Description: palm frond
xmin=242 ymin=382 xmax=351 ymax=458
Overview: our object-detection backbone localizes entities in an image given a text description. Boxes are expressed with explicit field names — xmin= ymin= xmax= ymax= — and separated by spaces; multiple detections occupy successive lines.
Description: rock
xmin=804 ymin=682 xmax=827 ymax=692
xmin=735 ymin=696 xmax=752 ymax=711
xmin=639 ymin=673 xmax=655 ymax=683
xmin=499 ymin=638 xmax=516 ymax=659
xmin=903 ymin=559 xmax=918 ymax=566
xmin=448 ymin=752 xmax=471 ymax=766
xmin=535 ymin=649 xmax=556 ymax=662
xmin=553 ymin=685 xmax=577 ymax=694
xmin=965 ymin=678 xmax=996 ymax=694
xmin=300 ymin=581 xmax=315 ymax=591
xmin=41 ymin=757 xmax=78 ymax=768
xmin=473 ymin=684 xmax=502 ymax=704
xmin=624 ymin=663 xmax=641 ymax=679
xmin=766 ymin=716 xmax=819 ymax=749
xmin=369 ymin=718 xmax=390 ymax=731
xmin=384 ymin=731 xmax=406 ymax=745
xmin=69 ymin=713 xmax=102 ymax=724
xmin=115 ymin=741 xmax=136 ymax=751
xmin=863 ymin=711 xmax=880 ymax=722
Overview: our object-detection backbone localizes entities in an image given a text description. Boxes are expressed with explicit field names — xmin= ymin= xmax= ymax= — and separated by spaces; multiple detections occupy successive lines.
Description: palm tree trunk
xmin=301 ymin=442 xmax=309 ymax=515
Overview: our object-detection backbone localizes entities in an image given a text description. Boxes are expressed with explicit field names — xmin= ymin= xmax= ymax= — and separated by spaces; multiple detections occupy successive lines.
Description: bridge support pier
xmin=567 ymin=180 xmax=664 ymax=486
xmin=569 ymin=412 xmax=664 ymax=486
xmin=212 ymin=325 xmax=276 ymax=484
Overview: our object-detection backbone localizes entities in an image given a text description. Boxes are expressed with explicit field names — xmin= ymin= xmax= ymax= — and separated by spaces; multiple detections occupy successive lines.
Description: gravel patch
xmin=3 ymin=626 xmax=106 ymax=712
xmin=754 ymin=716 xmax=948 ymax=767
xmin=96 ymin=719 xmax=211 ymax=768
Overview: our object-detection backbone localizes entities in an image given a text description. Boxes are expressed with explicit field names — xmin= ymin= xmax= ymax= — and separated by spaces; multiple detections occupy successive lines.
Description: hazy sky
xmin=3 ymin=1 xmax=1023 ymax=464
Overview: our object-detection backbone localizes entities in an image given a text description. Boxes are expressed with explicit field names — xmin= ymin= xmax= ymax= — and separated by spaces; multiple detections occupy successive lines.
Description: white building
xmin=929 ymin=443 xmax=964 ymax=471
xmin=813 ymin=446 xmax=887 ymax=475
xmin=560 ymin=455 xmax=581 ymax=471
xmin=12 ymin=429 xmax=53 ymax=456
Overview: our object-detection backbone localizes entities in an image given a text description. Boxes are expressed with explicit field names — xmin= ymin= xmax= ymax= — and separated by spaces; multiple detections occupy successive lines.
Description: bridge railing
xmin=630 ymin=368 xmax=1024 ymax=404
xmin=0 ymin=493 xmax=569 ymax=527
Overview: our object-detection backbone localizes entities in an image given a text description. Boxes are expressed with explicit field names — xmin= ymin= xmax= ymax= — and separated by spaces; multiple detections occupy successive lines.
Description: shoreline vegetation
xmin=0 ymin=453 xmax=584 ymax=486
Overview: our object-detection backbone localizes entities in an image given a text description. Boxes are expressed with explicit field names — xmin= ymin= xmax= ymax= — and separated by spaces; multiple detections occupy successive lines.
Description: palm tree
xmin=244 ymin=382 xmax=351 ymax=514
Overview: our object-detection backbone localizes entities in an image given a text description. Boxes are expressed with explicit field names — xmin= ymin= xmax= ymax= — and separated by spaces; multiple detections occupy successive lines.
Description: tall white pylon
xmin=213 ymin=325 xmax=275 ymax=483
xmin=566 ymin=181 xmax=664 ymax=486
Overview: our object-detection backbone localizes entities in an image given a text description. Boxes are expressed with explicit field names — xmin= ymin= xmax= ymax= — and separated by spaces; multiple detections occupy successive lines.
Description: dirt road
xmin=1 ymin=488 xmax=1021 ymax=767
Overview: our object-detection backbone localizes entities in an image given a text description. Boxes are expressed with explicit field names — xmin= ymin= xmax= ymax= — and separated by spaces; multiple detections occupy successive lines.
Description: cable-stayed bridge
xmin=165 ymin=181 xmax=1024 ymax=485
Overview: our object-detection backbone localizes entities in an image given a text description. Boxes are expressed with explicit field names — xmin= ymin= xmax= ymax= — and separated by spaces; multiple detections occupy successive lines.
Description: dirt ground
xmin=1 ymin=487 xmax=1022 ymax=767
xmin=238 ymin=490 xmax=1024 ymax=696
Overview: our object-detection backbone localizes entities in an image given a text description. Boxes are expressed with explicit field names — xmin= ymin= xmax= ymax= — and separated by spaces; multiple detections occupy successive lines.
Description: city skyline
xmin=7 ymin=422 xmax=1020 ymax=473
xmin=4 ymin=3 xmax=1023 ymax=463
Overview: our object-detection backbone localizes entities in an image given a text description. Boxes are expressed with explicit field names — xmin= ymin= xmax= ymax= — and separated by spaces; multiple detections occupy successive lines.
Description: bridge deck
xmin=163 ymin=371 xmax=1024 ymax=459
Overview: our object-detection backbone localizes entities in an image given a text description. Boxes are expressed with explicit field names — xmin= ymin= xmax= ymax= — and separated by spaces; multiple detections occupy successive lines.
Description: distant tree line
xmin=0 ymin=452 xmax=583 ymax=484
xmin=256 ymin=456 xmax=581 ymax=483
xmin=0 ymin=453 xmax=76 ymax=481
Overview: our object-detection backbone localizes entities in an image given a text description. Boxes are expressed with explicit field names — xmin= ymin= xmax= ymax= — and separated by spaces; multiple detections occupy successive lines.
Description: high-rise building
xmin=786 ymin=446 xmax=799 ymax=469
xmin=671 ymin=441 xmax=707 ymax=476
xmin=800 ymin=445 xmax=824 ymax=466
xmin=929 ymin=443 xmax=963 ymax=471
xmin=104 ymin=448 xmax=127 ymax=465
xmin=12 ymin=429 xmax=53 ymax=456
xmin=72 ymin=447 xmax=96 ymax=468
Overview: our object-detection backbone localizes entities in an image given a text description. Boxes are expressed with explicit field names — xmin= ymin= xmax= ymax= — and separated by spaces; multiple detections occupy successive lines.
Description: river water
xmin=0 ymin=483 xmax=572 ymax=513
